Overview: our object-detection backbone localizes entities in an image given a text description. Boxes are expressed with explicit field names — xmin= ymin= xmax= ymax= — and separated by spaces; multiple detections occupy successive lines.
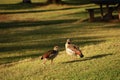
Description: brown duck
xmin=41 ymin=46 xmax=59 ymax=64
xmin=65 ymin=39 xmax=84 ymax=58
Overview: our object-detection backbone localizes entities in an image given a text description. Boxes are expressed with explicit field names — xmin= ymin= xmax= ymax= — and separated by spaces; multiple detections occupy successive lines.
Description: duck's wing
xmin=68 ymin=44 xmax=82 ymax=55
xmin=42 ymin=50 xmax=54 ymax=58
xmin=68 ymin=44 xmax=79 ymax=51
xmin=49 ymin=50 xmax=58 ymax=59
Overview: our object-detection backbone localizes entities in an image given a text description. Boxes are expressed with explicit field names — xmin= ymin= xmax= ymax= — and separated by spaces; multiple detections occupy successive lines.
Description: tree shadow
xmin=0 ymin=3 xmax=84 ymax=15
xmin=0 ymin=53 xmax=40 ymax=65
xmin=0 ymin=36 xmax=106 ymax=53
xmin=0 ymin=6 xmax=83 ymax=15
xmin=83 ymin=16 xmax=120 ymax=23
xmin=0 ymin=0 xmax=91 ymax=10
xmin=0 ymin=37 xmax=106 ymax=65
xmin=66 ymin=37 xmax=106 ymax=47
xmin=0 ymin=3 xmax=47 ymax=10
xmin=62 ymin=53 xmax=113 ymax=64
xmin=62 ymin=0 xmax=91 ymax=5
xmin=0 ymin=19 xmax=77 ymax=29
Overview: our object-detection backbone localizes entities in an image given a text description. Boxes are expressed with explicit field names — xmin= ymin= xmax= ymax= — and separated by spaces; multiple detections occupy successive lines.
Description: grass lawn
xmin=0 ymin=1 xmax=120 ymax=80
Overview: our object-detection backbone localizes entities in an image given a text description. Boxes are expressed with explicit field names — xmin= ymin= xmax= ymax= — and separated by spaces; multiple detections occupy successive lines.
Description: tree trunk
xmin=23 ymin=0 xmax=31 ymax=3
xmin=47 ymin=0 xmax=62 ymax=4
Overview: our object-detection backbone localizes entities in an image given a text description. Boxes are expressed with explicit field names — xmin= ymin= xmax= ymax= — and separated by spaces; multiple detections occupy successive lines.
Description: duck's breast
xmin=66 ymin=48 xmax=75 ymax=55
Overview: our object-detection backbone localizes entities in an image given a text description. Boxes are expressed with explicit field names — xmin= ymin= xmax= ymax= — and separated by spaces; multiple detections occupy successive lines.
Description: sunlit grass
xmin=0 ymin=38 xmax=120 ymax=80
xmin=0 ymin=2 xmax=120 ymax=80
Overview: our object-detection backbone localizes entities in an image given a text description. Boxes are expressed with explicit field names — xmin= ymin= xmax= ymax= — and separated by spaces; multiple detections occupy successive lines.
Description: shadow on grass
xmin=0 ymin=37 xmax=106 ymax=65
xmin=0 ymin=53 xmax=40 ymax=65
xmin=0 ymin=3 xmax=46 ymax=10
xmin=66 ymin=37 xmax=106 ymax=47
xmin=62 ymin=0 xmax=91 ymax=5
xmin=0 ymin=37 xmax=106 ymax=53
xmin=0 ymin=19 xmax=77 ymax=29
xmin=0 ymin=0 xmax=91 ymax=10
xmin=0 ymin=6 xmax=82 ymax=14
xmin=62 ymin=53 xmax=113 ymax=64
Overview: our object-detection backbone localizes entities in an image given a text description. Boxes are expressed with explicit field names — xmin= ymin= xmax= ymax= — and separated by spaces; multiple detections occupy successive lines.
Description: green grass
xmin=0 ymin=0 xmax=47 ymax=4
xmin=0 ymin=2 xmax=120 ymax=80
xmin=0 ymin=0 xmax=90 ymax=4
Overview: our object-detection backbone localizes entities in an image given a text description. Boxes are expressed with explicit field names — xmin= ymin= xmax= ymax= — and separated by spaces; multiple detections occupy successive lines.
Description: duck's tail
xmin=79 ymin=50 xmax=84 ymax=58
xmin=79 ymin=53 xmax=84 ymax=58
xmin=75 ymin=50 xmax=84 ymax=58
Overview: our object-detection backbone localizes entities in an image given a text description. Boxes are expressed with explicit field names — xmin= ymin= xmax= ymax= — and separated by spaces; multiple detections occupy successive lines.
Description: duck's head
xmin=66 ymin=39 xmax=71 ymax=44
xmin=53 ymin=46 xmax=59 ymax=51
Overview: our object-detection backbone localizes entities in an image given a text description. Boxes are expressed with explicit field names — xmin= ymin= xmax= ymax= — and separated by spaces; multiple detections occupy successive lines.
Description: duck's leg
xmin=51 ymin=59 xmax=53 ymax=64
xmin=43 ymin=58 xmax=47 ymax=64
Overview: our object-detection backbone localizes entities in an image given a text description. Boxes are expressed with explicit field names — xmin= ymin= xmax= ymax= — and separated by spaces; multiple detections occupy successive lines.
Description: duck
xmin=41 ymin=46 xmax=59 ymax=64
xmin=65 ymin=39 xmax=84 ymax=58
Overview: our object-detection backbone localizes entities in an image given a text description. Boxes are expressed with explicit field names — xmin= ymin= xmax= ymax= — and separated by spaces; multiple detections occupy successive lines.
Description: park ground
xmin=0 ymin=0 xmax=120 ymax=80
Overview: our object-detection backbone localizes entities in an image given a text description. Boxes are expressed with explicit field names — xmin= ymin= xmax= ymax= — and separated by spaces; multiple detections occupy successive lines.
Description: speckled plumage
xmin=65 ymin=39 xmax=84 ymax=58
xmin=41 ymin=50 xmax=58 ymax=60
xmin=41 ymin=46 xmax=59 ymax=64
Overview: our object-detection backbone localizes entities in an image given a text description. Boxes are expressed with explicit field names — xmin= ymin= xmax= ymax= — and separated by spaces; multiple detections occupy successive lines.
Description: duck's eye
xmin=68 ymin=42 xmax=71 ymax=44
